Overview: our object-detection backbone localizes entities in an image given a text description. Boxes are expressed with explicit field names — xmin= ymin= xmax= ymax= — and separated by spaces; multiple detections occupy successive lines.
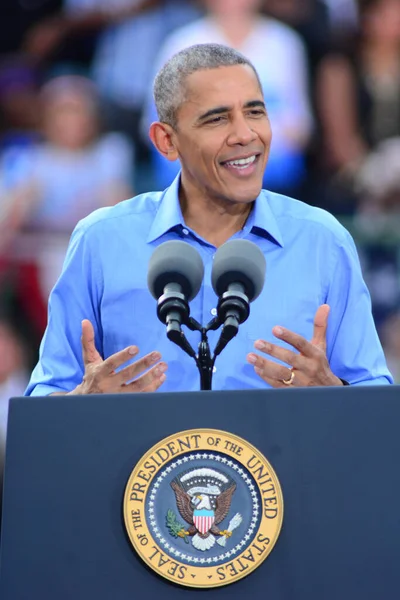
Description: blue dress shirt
xmin=26 ymin=175 xmax=393 ymax=396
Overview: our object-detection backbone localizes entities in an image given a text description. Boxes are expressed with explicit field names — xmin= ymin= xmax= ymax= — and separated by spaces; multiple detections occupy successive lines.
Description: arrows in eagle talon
xmin=217 ymin=513 xmax=243 ymax=547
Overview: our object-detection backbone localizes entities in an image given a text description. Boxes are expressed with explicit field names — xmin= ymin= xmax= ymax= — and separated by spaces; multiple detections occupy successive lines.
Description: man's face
xmin=172 ymin=65 xmax=272 ymax=206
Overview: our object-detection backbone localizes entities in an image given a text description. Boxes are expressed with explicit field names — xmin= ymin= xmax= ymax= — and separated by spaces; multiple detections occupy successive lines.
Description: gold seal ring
xmin=282 ymin=369 xmax=295 ymax=386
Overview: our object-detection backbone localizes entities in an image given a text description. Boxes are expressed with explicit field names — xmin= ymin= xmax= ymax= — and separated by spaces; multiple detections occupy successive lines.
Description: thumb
xmin=311 ymin=304 xmax=330 ymax=351
xmin=81 ymin=319 xmax=102 ymax=366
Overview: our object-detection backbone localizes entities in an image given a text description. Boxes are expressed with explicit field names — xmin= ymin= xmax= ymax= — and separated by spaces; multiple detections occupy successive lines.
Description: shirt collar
xmin=147 ymin=173 xmax=184 ymax=243
xmin=244 ymin=189 xmax=284 ymax=248
xmin=147 ymin=172 xmax=284 ymax=248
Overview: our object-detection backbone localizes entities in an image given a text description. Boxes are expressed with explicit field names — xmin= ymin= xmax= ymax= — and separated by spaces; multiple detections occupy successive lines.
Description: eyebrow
xmin=197 ymin=100 xmax=266 ymax=123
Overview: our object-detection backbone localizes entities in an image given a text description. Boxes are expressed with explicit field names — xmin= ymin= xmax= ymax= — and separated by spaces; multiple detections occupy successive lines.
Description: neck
xmin=179 ymin=184 xmax=253 ymax=248
xmin=212 ymin=13 xmax=257 ymax=48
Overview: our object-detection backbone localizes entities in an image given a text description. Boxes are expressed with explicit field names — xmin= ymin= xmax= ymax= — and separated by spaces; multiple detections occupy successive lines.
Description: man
xmin=26 ymin=43 xmax=392 ymax=396
xmin=142 ymin=0 xmax=313 ymax=194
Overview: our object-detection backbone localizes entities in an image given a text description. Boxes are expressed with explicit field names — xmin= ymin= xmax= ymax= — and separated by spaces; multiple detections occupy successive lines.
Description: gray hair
xmin=153 ymin=43 xmax=262 ymax=129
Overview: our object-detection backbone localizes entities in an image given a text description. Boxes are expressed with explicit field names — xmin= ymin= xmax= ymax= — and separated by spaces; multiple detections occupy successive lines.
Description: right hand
xmin=70 ymin=319 xmax=167 ymax=395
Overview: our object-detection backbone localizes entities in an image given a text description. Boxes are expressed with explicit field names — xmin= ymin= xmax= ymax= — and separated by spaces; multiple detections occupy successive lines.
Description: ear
xmin=149 ymin=121 xmax=179 ymax=162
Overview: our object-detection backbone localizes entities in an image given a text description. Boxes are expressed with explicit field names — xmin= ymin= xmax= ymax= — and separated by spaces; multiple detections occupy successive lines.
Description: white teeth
xmin=225 ymin=155 xmax=257 ymax=168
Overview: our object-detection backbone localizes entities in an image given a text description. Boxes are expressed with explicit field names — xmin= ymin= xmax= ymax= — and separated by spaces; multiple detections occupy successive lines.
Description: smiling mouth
xmin=221 ymin=153 xmax=261 ymax=173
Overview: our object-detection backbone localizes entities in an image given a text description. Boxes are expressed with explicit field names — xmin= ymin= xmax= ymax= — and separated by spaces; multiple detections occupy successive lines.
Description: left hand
xmin=246 ymin=304 xmax=343 ymax=388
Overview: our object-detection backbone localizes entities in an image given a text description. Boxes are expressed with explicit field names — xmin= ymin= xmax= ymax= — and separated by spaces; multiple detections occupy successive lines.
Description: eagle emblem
xmin=168 ymin=467 xmax=242 ymax=551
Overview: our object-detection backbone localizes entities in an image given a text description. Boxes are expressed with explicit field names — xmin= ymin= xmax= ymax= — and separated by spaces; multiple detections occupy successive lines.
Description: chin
xmin=228 ymin=182 xmax=263 ymax=204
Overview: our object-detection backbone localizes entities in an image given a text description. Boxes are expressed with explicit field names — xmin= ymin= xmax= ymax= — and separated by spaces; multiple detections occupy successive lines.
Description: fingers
xmin=87 ymin=342 xmax=168 ymax=393
xmin=111 ymin=351 xmax=164 ymax=384
xmin=80 ymin=324 xmax=168 ymax=393
xmin=311 ymin=304 xmax=330 ymax=350
xmin=124 ymin=363 xmax=168 ymax=394
xmin=81 ymin=319 xmax=102 ymax=365
xmin=271 ymin=326 xmax=317 ymax=358
xmin=267 ymin=304 xmax=330 ymax=358
xmin=253 ymin=340 xmax=305 ymax=370
xmin=100 ymin=345 xmax=141 ymax=375
xmin=247 ymin=353 xmax=294 ymax=387
xmin=248 ymin=306 xmax=333 ymax=388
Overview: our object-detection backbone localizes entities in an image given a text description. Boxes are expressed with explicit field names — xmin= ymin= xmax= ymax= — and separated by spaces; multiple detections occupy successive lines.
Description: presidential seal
xmin=123 ymin=429 xmax=283 ymax=588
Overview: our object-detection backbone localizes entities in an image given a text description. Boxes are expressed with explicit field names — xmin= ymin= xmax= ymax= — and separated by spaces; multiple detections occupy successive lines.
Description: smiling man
xmin=25 ymin=43 xmax=392 ymax=396
xmin=149 ymin=61 xmax=270 ymax=249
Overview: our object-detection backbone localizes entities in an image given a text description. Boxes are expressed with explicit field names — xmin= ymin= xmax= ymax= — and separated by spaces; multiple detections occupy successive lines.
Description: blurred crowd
xmin=1 ymin=0 xmax=400 ymax=450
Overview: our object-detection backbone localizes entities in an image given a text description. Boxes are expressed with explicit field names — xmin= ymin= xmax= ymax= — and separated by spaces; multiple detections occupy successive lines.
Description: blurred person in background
xmin=0 ymin=58 xmax=47 ymax=346
xmin=261 ymin=0 xmax=355 ymax=214
xmin=23 ymin=0 xmax=203 ymax=164
xmin=0 ymin=74 xmax=134 ymax=304
xmin=354 ymin=137 xmax=400 ymax=215
xmin=261 ymin=0 xmax=333 ymax=77
xmin=0 ymin=315 xmax=29 ymax=512
xmin=0 ymin=57 xmax=40 ymax=154
xmin=0 ymin=58 xmax=41 ymax=253
xmin=353 ymin=166 xmax=400 ymax=333
xmin=144 ymin=0 xmax=313 ymax=195
xmin=316 ymin=0 xmax=400 ymax=339
xmin=317 ymin=0 xmax=400 ymax=210
xmin=322 ymin=0 xmax=359 ymax=32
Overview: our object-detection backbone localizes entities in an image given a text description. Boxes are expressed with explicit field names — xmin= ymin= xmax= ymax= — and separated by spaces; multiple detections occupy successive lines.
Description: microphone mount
xmin=213 ymin=283 xmax=250 ymax=358
xmin=157 ymin=283 xmax=197 ymax=359
xmin=158 ymin=281 xmax=249 ymax=391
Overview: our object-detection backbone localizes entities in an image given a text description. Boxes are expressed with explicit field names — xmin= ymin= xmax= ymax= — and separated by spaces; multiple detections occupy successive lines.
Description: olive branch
xmin=166 ymin=509 xmax=189 ymax=543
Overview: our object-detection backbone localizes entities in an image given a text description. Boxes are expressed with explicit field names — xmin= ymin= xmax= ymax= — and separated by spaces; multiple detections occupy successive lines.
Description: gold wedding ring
xmin=282 ymin=369 xmax=295 ymax=386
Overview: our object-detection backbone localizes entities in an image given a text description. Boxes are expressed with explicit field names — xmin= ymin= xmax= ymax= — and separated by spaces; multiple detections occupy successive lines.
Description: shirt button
xmin=182 ymin=228 xmax=189 ymax=235
xmin=213 ymin=366 xmax=217 ymax=373
xmin=210 ymin=308 xmax=217 ymax=316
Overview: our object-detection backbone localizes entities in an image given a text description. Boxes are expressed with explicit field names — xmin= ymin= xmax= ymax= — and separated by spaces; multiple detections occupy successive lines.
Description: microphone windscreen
xmin=211 ymin=239 xmax=266 ymax=301
xmin=147 ymin=240 xmax=204 ymax=301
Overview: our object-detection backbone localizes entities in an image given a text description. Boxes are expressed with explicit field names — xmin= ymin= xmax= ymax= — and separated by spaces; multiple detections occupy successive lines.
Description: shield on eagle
xmin=193 ymin=510 xmax=215 ymax=534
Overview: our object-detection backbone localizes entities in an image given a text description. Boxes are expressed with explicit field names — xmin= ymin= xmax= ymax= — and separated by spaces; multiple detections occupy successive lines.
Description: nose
xmin=227 ymin=115 xmax=258 ymax=146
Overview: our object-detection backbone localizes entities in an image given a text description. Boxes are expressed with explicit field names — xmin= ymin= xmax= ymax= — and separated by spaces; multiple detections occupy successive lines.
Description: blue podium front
xmin=0 ymin=386 xmax=399 ymax=599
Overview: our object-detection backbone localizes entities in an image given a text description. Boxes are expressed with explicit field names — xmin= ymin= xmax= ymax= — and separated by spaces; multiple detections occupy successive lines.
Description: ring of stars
xmin=146 ymin=453 xmax=260 ymax=564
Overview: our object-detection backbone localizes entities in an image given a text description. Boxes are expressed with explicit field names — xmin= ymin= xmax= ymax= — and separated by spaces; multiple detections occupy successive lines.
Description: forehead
xmin=181 ymin=64 xmax=263 ymax=115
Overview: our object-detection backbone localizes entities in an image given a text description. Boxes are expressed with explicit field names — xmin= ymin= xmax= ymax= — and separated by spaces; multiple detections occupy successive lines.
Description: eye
xmin=247 ymin=109 xmax=265 ymax=117
xmin=205 ymin=115 xmax=227 ymax=125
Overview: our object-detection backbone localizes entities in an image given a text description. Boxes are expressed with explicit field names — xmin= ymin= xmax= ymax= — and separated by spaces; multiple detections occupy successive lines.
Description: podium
xmin=0 ymin=386 xmax=399 ymax=599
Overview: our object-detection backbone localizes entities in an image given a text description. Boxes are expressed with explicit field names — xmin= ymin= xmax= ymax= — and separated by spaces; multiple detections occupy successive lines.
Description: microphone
xmin=211 ymin=239 xmax=266 ymax=355
xmin=147 ymin=241 xmax=204 ymax=349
